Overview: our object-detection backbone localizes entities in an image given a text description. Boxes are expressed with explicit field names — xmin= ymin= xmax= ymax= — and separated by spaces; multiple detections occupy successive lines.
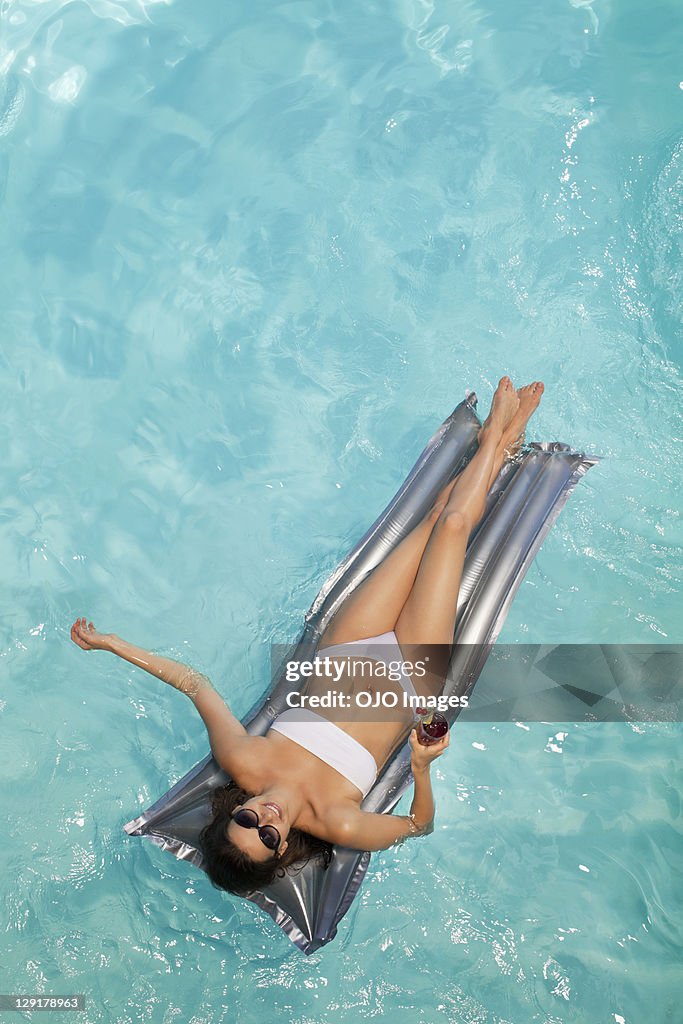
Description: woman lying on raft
xmin=71 ymin=376 xmax=543 ymax=896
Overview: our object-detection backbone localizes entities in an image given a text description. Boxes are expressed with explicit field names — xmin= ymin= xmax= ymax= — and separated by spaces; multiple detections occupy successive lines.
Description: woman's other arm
xmin=328 ymin=728 xmax=449 ymax=851
xmin=70 ymin=618 xmax=248 ymax=763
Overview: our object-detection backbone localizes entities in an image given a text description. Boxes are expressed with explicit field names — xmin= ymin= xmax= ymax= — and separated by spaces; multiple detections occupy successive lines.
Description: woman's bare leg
xmin=395 ymin=376 xmax=519 ymax=654
xmin=429 ymin=383 xmax=544 ymax=522
xmin=319 ymin=474 xmax=464 ymax=647
xmin=321 ymin=377 xmax=520 ymax=647
xmin=319 ymin=417 xmax=505 ymax=647
xmin=484 ymin=381 xmax=545 ymax=490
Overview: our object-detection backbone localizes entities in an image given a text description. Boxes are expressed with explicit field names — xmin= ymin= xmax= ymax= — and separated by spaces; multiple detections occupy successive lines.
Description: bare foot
xmin=499 ymin=381 xmax=544 ymax=456
xmin=481 ymin=376 xmax=519 ymax=436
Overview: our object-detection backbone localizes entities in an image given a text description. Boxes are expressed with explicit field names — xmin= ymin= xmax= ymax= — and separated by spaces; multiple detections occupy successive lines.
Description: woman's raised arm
xmin=70 ymin=618 xmax=248 ymax=763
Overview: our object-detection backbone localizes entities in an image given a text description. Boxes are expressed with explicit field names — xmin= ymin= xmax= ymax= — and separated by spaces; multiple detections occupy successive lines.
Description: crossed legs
xmin=319 ymin=379 xmax=544 ymax=659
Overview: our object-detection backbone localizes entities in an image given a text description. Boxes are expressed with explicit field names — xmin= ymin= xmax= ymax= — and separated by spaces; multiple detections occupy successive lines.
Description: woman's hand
xmin=409 ymin=727 xmax=450 ymax=772
xmin=70 ymin=617 xmax=114 ymax=652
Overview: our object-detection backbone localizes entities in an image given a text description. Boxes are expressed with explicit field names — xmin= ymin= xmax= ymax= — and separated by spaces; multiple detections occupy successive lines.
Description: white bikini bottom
xmin=317 ymin=629 xmax=419 ymax=701
xmin=269 ymin=630 xmax=418 ymax=799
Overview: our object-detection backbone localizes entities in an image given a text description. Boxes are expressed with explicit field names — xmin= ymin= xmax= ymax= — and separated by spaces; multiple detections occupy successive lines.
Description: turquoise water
xmin=1 ymin=0 xmax=681 ymax=1020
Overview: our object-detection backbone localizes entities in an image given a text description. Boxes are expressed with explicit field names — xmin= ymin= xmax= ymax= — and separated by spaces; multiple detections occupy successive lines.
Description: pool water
xmin=1 ymin=0 xmax=681 ymax=1021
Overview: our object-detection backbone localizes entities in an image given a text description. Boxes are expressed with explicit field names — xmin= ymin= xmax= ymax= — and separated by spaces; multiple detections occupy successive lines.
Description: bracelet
xmin=406 ymin=813 xmax=423 ymax=836
xmin=394 ymin=814 xmax=425 ymax=847
xmin=177 ymin=669 xmax=213 ymax=699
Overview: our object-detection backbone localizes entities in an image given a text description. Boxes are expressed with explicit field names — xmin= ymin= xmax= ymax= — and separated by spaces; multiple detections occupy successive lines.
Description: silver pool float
xmin=124 ymin=393 xmax=599 ymax=953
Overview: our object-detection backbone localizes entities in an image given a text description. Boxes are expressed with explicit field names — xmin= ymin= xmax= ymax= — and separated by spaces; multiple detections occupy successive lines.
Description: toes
xmin=517 ymin=381 xmax=544 ymax=402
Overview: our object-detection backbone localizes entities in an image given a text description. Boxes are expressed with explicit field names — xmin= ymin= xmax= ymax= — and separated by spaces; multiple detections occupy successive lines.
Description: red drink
xmin=415 ymin=707 xmax=449 ymax=746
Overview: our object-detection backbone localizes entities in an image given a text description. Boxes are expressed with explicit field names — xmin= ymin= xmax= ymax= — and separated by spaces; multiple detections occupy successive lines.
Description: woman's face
xmin=226 ymin=796 xmax=290 ymax=862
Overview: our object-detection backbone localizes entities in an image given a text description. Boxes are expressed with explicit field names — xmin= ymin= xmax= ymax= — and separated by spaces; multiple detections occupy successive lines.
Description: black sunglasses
xmin=231 ymin=808 xmax=281 ymax=852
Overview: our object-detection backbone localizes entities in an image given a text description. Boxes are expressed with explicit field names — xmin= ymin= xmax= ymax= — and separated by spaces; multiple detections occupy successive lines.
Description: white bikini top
xmin=269 ymin=708 xmax=378 ymax=798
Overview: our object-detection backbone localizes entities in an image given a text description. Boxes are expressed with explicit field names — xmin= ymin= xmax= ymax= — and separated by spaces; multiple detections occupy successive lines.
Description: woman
xmin=71 ymin=376 xmax=543 ymax=896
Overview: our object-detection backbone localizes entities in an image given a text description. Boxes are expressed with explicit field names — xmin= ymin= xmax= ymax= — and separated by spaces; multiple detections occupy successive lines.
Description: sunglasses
xmin=231 ymin=808 xmax=281 ymax=852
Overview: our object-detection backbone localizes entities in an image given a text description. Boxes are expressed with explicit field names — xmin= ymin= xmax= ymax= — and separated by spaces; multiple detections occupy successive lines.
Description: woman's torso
xmin=298 ymin=653 xmax=417 ymax=766
xmin=242 ymin=654 xmax=420 ymax=837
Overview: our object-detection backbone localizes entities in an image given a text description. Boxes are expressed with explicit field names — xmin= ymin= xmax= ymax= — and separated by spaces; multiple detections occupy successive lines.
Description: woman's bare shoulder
xmin=214 ymin=733 xmax=270 ymax=778
xmin=301 ymin=797 xmax=361 ymax=844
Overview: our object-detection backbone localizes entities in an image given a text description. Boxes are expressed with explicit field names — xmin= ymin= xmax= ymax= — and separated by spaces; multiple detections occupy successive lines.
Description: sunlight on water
xmin=0 ymin=0 xmax=681 ymax=1020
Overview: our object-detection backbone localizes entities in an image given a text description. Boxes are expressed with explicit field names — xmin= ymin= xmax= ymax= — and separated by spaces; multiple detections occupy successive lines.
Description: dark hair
xmin=198 ymin=782 xmax=333 ymax=897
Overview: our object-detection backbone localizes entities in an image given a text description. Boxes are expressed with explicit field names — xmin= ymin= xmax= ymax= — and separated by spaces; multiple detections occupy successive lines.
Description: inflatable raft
xmin=123 ymin=392 xmax=599 ymax=953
